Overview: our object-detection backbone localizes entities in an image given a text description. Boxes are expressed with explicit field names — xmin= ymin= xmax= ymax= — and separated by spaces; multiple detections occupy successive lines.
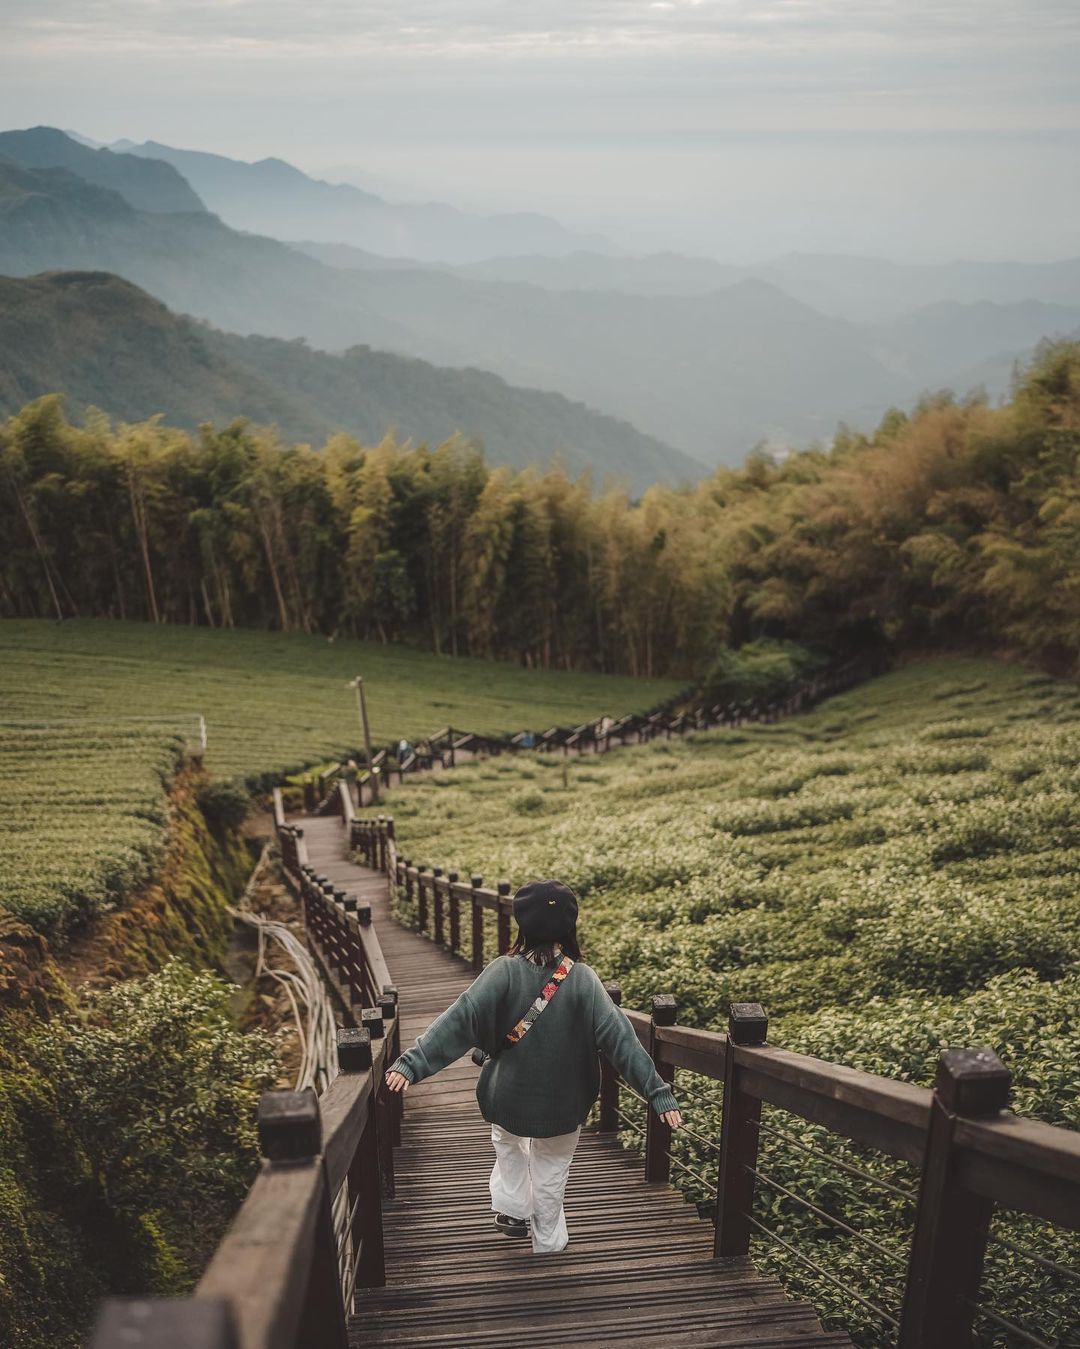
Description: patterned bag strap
xmin=503 ymin=944 xmax=575 ymax=1047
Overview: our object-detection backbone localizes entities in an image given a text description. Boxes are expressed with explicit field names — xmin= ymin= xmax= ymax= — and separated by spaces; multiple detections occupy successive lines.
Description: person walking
xmin=384 ymin=879 xmax=682 ymax=1253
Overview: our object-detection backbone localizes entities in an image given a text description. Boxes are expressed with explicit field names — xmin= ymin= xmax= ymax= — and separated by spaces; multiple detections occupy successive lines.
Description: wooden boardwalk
xmin=302 ymin=815 xmax=849 ymax=1349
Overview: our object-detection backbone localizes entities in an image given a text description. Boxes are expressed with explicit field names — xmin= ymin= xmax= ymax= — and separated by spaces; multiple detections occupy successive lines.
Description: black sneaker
xmin=494 ymin=1212 xmax=529 ymax=1238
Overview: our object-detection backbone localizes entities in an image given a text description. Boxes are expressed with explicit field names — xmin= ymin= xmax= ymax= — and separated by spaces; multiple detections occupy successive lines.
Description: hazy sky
xmin=3 ymin=1 xmax=1079 ymax=261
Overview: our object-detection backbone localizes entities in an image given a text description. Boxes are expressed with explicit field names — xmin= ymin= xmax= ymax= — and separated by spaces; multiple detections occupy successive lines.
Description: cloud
xmin=5 ymin=0 xmax=1079 ymax=61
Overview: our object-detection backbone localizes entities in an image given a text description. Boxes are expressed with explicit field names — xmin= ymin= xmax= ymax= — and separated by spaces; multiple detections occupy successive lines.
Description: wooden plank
xmin=319 ymin=1060 xmax=375 ymax=1197
xmin=738 ymin=1048 xmax=930 ymax=1165
xmin=197 ymin=1163 xmax=322 ymax=1349
xmin=656 ymin=1022 xmax=728 ymax=1078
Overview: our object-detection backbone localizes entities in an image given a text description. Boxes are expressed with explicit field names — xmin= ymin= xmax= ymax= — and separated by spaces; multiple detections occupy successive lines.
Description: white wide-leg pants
xmin=489 ymin=1123 xmax=581 ymax=1253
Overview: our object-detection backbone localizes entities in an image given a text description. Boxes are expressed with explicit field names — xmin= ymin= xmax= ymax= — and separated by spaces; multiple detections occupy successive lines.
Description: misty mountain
xmin=0 ymin=126 xmax=205 ymax=215
xmin=449 ymin=250 xmax=746 ymax=295
xmin=446 ymin=248 xmax=1080 ymax=323
xmin=110 ymin=138 xmax=613 ymax=265
xmin=870 ymin=299 xmax=1080 ymax=388
xmin=3 ymin=139 xmax=1075 ymax=466
xmin=0 ymin=158 xmax=903 ymax=457
xmin=0 ymin=159 xmax=422 ymax=352
xmin=761 ymin=254 xmax=1080 ymax=324
xmin=0 ymin=271 xmax=700 ymax=489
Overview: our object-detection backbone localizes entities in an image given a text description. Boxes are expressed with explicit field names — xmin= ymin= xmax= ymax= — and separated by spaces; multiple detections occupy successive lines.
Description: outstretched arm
xmin=385 ymin=990 xmax=482 ymax=1090
xmin=592 ymin=981 xmax=682 ymax=1126
xmin=385 ymin=959 xmax=509 ymax=1091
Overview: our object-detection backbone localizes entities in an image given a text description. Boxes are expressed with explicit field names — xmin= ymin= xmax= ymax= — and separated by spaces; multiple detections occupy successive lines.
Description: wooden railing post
xmin=361 ymin=1010 xmax=395 ymax=1199
xmin=432 ymin=867 xmax=445 ymax=946
xmin=496 ymin=881 xmax=512 ymax=954
xmin=416 ymin=866 xmax=429 ymax=935
xmin=379 ymin=986 xmax=403 ymax=1145
xmin=337 ymin=1029 xmax=386 ymax=1295
xmin=714 ymin=1002 xmax=767 ymax=1258
xmin=898 ymin=1048 xmax=1011 ymax=1349
xmin=341 ymin=896 xmax=365 ymax=1008
xmin=448 ymin=872 xmax=461 ymax=953
xmin=90 ymin=1298 xmax=236 ymax=1348
xmin=375 ymin=816 xmax=385 ymax=873
xmin=259 ymin=1090 xmax=348 ymax=1349
xmin=598 ymin=982 xmax=622 ymax=1131
xmin=644 ymin=994 xmax=677 ymax=1182
xmin=470 ymin=875 xmax=485 ymax=970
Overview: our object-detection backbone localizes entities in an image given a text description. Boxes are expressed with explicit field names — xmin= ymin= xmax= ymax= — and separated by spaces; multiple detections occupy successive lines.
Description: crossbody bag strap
xmin=504 ymin=947 xmax=575 ymax=1046
xmin=470 ymin=947 xmax=576 ymax=1066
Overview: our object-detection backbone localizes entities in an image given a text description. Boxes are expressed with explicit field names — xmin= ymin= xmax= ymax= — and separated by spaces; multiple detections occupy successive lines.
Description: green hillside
xmin=0 ymin=271 xmax=696 ymax=486
xmin=0 ymin=619 xmax=679 ymax=937
xmin=384 ymin=656 xmax=1080 ymax=1342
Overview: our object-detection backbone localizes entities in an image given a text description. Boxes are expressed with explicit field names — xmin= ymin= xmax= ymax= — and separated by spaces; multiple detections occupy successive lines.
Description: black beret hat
xmin=512 ymin=878 xmax=578 ymax=943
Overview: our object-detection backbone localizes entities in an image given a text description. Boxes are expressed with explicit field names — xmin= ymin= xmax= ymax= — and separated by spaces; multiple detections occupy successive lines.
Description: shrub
xmin=196 ymin=780 xmax=251 ymax=833
xmin=702 ymin=640 xmax=827 ymax=708
xmin=33 ymin=962 xmax=276 ymax=1289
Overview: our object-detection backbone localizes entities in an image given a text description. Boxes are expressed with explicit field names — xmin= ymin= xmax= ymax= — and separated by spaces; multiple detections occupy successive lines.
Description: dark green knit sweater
xmin=389 ymin=955 xmax=680 ymax=1138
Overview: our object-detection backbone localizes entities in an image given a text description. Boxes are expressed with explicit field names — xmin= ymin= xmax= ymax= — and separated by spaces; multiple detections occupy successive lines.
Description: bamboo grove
xmin=2 ymin=341 xmax=1078 ymax=678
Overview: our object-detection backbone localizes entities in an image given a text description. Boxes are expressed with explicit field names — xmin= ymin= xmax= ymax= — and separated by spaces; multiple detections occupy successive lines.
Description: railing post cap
xmin=651 ymin=993 xmax=677 ymax=1025
xmin=381 ymin=983 xmax=399 ymax=1003
xmin=257 ymin=1089 xmax=321 ymax=1162
xmin=378 ymin=991 xmax=398 ymax=1018
xmin=337 ymin=1026 xmax=373 ymax=1072
xmin=448 ymin=871 xmax=459 ymax=882
xmin=90 ymin=1297 xmax=237 ymax=1348
xmin=936 ymin=1047 xmax=1011 ymax=1115
xmin=604 ymin=981 xmax=622 ymax=1006
xmin=497 ymin=880 xmax=511 ymax=896
xmin=360 ymin=1007 xmax=385 ymax=1038
xmin=432 ymin=866 xmax=443 ymax=877
xmin=357 ymin=902 xmax=372 ymax=925
xmin=471 ymin=874 xmax=483 ymax=887
xmin=728 ymin=1002 xmax=768 ymax=1045
xmin=342 ymin=896 xmax=358 ymax=912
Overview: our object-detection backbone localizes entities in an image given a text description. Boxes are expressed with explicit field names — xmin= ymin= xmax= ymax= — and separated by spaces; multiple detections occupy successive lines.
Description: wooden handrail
xmin=196 ymin=1156 xmax=325 ymax=1349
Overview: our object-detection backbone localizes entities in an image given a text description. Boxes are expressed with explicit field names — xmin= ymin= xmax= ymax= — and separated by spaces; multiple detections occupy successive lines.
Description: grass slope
xmin=383 ymin=657 xmax=1080 ymax=1343
xmin=0 ymin=619 xmax=679 ymax=938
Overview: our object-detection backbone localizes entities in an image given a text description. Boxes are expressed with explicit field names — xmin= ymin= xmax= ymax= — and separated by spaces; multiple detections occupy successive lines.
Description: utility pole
xmin=352 ymin=675 xmax=379 ymax=805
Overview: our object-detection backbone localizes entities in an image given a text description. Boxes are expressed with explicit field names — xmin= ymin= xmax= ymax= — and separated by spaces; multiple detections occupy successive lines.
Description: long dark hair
xmin=508 ymin=927 xmax=582 ymax=965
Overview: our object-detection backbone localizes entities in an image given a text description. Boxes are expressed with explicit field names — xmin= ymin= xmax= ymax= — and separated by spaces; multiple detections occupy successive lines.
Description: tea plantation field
xmin=0 ymin=620 xmax=679 ymax=938
xmin=383 ymin=657 xmax=1080 ymax=1344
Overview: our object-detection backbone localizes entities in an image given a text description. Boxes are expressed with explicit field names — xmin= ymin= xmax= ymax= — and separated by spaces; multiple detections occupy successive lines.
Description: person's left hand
xmin=385 ymin=1071 xmax=410 ymax=1093
xmin=660 ymin=1109 xmax=682 ymax=1129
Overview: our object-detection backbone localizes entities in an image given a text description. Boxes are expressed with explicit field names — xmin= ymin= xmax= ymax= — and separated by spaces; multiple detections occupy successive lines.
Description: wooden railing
xmin=90 ymin=813 xmax=403 ymax=1349
xmin=357 ymin=812 xmax=1080 ymax=1349
xmin=307 ymin=651 xmax=889 ymax=814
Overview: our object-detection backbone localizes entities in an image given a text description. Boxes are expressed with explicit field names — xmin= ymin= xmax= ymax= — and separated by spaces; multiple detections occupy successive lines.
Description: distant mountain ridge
xmin=0 ymin=126 xmax=205 ymax=214
xmin=0 ymin=155 xmax=902 ymax=458
xmin=0 ymin=271 xmax=702 ymax=489
xmin=110 ymin=137 xmax=614 ymax=265
xmin=444 ymin=249 xmax=1080 ymax=322
xmin=3 ymin=130 xmax=1080 ymax=467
